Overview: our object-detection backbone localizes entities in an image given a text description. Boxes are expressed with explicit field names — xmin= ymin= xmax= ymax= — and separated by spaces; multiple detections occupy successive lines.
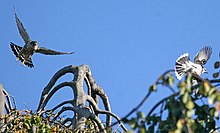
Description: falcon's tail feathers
xmin=175 ymin=53 xmax=190 ymax=80
xmin=10 ymin=42 xmax=34 ymax=68
xmin=23 ymin=59 xmax=34 ymax=68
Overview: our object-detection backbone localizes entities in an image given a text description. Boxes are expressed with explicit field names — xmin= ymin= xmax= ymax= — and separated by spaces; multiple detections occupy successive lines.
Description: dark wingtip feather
xmin=68 ymin=52 xmax=75 ymax=54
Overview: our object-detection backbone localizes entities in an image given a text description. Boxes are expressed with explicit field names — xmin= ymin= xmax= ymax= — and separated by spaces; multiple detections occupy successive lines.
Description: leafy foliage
xmin=0 ymin=110 xmax=73 ymax=132
xmin=126 ymin=56 xmax=220 ymax=132
xmin=0 ymin=110 xmax=101 ymax=133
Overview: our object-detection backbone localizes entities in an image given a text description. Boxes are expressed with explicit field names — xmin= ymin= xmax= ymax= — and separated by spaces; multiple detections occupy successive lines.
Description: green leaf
xmin=137 ymin=112 xmax=145 ymax=119
xmin=185 ymin=101 xmax=194 ymax=110
xmin=152 ymin=115 xmax=160 ymax=125
xmin=176 ymin=119 xmax=183 ymax=130
xmin=178 ymin=82 xmax=186 ymax=89
xmin=214 ymin=61 xmax=220 ymax=69
xmin=217 ymin=94 xmax=220 ymax=101
xmin=138 ymin=127 xmax=146 ymax=133
xmin=23 ymin=123 xmax=30 ymax=130
xmin=209 ymin=94 xmax=217 ymax=104
xmin=213 ymin=72 xmax=219 ymax=78
xmin=214 ymin=111 xmax=219 ymax=118
xmin=175 ymin=129 xmax=182 ymax=133
xmin=126 ymin=130 xmax=134 ymax=133
xmin=186 ymin=109 xmax=194 ymax=118
xmin=128 ymin=118 xmax=137 ymax=129
xmin=182 ymin=92 xmax=189 ymax=104
xmin=149 ymin=84 xmax=157 ymax=92
xmin=168 ymin=74 xmax=174 ymax=86
xmin=203 ymin=81 xmax=211 ymax=93
xmin=148 ymin=125 xmax=154 ymax=133
xmin=36 ymin=116 xmax=41 ymax=124
xmin=187 ymin=119 xmax=195 ymax=126
xmin=208 ymin=87 xmax=217 ymax=96
xmin=186 ymin=73 xmax=192 ymax=88
xmin=209 ymin=108 xmax=215 ymax=116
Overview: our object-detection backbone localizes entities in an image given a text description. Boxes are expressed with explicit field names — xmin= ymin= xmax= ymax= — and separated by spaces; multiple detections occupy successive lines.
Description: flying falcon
xmin=175 ymin=46 xmax=212 ymax=80
xmin=10 ymin=9 xmax=74 ymax=68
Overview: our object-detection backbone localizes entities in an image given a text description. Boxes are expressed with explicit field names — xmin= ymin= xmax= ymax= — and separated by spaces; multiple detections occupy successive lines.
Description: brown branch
xmin=62 ymin=117 xmax=72 ymax=126
xmin=37 ymin=81 xmax=75 ymax=114
xmin=0 ymin=84 xmax=4 ymax=132
xmin=88 ymin=113 xmax=107 ymax=133
xmin=46 ymin=99 xmax=75 ymax=113
xmin=210 ymin=79 xmax=220 ymax=83
xmin=108 ymin=70 xmax=175 ymax=129
xmin=3 ymin=89 xmax=15 ymax=111
xmin=146 ymin=92 xmax=179 ymax=117
xmin=86 ymin=95 xmax=127 ymax=131
xmin=37 ymin=65 xmax=76 ymax=112
xmin=52 ymin=106 xmax=77 ymax=121
xmin=85 ymin=68 xmax=112 ymax=127
xmin=155 ymin=69 xmax=175 ymax=84
xmin=109 ymin=90 xmax=152 ymax=129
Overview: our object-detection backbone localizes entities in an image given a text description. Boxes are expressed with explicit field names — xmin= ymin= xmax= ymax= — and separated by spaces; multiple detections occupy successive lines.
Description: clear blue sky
xmin=1 ymin=0 xmax=220 ymax=125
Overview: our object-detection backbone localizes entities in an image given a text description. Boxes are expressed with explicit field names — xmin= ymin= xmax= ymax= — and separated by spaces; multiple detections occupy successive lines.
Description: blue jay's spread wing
xmin=194 ymin=46 xmax=212 ymax=65
xmin=36 ymin=47 xmax=75 ymax=55
xmin=14 ymin=8 xmax=31 ymax=44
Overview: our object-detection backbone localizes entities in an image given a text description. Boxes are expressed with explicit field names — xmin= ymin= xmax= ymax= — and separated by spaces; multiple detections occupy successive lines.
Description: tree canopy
xmin=0 ymin=55 xmax=220 ymax=133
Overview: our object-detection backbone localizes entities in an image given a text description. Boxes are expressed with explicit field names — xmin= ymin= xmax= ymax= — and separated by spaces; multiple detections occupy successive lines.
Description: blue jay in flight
xmin=175 ymin=46 xmax=212 ymax=80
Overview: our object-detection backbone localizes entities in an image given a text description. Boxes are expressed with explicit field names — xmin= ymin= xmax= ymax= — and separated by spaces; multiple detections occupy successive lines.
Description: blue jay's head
xmin=31 ymin=41 xmax=38 ymax=50
xmin=202 ymin=68 xmax=208 ymax=74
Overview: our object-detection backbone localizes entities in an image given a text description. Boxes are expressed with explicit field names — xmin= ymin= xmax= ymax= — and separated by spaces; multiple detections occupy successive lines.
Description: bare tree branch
xmin=36 ymin=64 xmax=123 ymax=132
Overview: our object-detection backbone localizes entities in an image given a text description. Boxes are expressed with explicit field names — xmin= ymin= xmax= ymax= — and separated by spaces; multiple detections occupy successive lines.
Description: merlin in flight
xmin=175 ymin=46 xmax=212 ymax=80
xmin=10 ymin=9 xmax=74 ymax=68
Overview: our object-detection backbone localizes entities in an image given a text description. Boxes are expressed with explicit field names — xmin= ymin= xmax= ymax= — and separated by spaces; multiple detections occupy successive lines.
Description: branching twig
xmin=47 ymin=100 xmax=74 ymax=113
xmin=146 ymin=92 xmax=179 ymax=117
xmin=85 ymin=69 xmax=112 ymax=126
xmin=108 ymin=70 xmax=175 ymax=129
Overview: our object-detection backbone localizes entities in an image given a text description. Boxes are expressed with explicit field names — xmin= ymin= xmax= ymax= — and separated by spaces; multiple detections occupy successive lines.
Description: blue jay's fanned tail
xmin=175 ymin=53 xmax=190 ymax=80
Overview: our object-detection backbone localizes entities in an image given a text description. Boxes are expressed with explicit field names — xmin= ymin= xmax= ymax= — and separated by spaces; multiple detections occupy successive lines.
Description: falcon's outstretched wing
xmin=14 ymin=7 xmax=31 ymax=44
xmin=194 ymin=46 xmax=212 ymax=65
xmin=36 ymin=47 xmax=75 ymax=55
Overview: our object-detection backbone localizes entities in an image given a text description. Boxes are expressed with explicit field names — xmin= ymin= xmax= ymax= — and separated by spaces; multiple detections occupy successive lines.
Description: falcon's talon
xmin=16 ymin=57 xmax=20 ymax=61
xmin=9 ymin=8 xmax=74 ymax=68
